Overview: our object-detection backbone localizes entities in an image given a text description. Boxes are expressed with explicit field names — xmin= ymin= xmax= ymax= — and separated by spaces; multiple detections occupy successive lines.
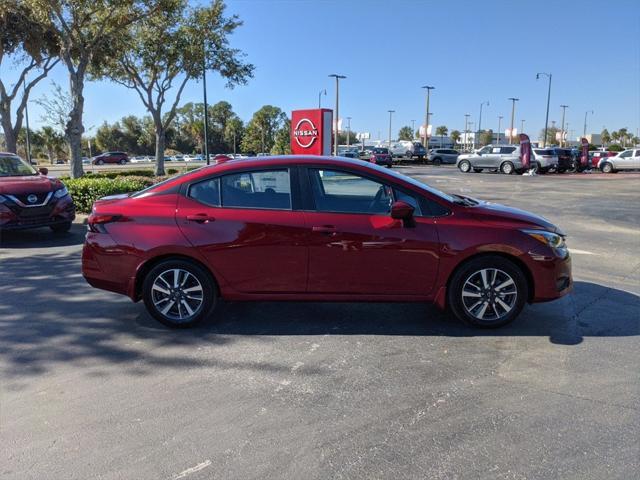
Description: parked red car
xmin=369 ymin=147 xmax=393 ymax=167
xmin=82 ymin=156 xmax=571 ymax=328
xmin=589 ymin=151 xmax=615 ymax=169
xmin=0 ymin=152 xmax=75 ymax=232
xmin=92 ymin=151 xmax=129 ymax=165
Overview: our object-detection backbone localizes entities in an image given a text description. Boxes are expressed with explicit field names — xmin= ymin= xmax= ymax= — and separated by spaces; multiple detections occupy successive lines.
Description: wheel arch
xmin=134 ymin=253 xmax=220 ymax=301
xmin=445 ymin=251 xmax=534 ymax=307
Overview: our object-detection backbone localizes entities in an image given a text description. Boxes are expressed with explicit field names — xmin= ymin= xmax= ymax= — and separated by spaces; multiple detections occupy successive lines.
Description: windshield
xmin=0 ymin=155 xmax=37 ymax=177
xmin=366 ymin=161 xmax=455 ymax=203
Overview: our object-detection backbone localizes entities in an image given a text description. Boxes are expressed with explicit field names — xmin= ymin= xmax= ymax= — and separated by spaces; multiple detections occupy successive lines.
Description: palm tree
xmin=611 ymin=131 xmax=620 ymax=146
xmin=39 ymin=126 xmax=64 ymax=164
xmin=601 ymin=128 xmax=611 ymax=147
xmin=450 ymin=130 xmax=461 ymax=148
xmin=435 ymin=125 xmax=448 ymax=147
xmin=618 ymin=128 xmax=629 ymax=147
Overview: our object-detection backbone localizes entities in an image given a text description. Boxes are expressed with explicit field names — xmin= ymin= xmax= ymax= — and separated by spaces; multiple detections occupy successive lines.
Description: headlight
xmin=54 ymin=186 xmax=69 ymax=198
xmin=522 ymin=229 xmax=566 ymax=249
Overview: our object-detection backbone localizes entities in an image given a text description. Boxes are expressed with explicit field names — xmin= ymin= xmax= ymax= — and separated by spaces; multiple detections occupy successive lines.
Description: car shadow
xmin=0 ymin=222 xmax=86 ymax=248
xmin=1 ymin=241 xmax=637 ymax=383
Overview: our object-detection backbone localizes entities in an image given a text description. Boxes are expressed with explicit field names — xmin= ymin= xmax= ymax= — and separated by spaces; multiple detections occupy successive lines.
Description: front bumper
xmin=529 ymin=252 xmax=573 ymax=302
xmin=0 ymin=196 xmax=75 ymax=231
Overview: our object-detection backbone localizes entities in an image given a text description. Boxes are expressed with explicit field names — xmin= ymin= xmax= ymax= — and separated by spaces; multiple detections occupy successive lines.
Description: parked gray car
xmin=427 ymin=148 xmax=460 ymax=165
xmin=457 ymin=145 xmax=520 ymax=173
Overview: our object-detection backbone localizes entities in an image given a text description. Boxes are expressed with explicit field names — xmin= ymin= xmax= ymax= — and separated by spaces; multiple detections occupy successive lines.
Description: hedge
xmin=65 ymin=176 xmax=156 ymax=213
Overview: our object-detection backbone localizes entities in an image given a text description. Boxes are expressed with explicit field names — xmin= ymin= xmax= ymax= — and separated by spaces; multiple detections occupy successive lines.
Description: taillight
xmin=88 ymin=213 xmax=123 ymax=233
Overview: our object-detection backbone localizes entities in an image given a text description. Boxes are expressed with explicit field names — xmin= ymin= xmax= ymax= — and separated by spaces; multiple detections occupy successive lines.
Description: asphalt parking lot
xmin=1 ymin=166 xmax=639 ymax=480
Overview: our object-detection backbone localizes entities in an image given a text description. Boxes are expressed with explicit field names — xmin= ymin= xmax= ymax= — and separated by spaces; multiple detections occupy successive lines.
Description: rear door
xmin=302 ymin=167 xmax=440 ymax=296
xmin=176 ymin=167 xmax=309 ymax=293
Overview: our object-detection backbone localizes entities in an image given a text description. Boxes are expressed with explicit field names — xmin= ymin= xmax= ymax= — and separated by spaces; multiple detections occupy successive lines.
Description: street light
xmin=422 ymin=85 xmax=435 ymax=150
xmin=202 ymin=40 xmax=210 ymax=165
xmin=411 ymin=119 xmax=416 ymax=138
xmin=346 ymin=116 xmax=352 ymax=146
xmin=477 ymin=101 xmax=489 ymax=148
xmin=521 ymin=119 xmax=525 ymax=134
xmin=464 ymin=113 xmax=470 ymax=151
xmin=497 ymin=115 xmax=503 ymax=145
xmin=560 ymin=104 xmax=569 ymax=147
xmin=328 ymin=74 xmax=346 ymax=155
xmin=583 ymin=110 xmax=594 ymax=137
xmin=508 ymin=97 xmax=519 ymax=144
xmin=318 ymin=89 xmax=326 ymax=108
xmin=536 ymin=72 xmax=552 ymax=147
xmin=387 ymin=110 xmax=395 ymax=148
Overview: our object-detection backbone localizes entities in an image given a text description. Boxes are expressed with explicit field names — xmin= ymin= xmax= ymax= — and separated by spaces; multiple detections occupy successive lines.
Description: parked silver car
xmin=532 ymin=148 xmax=559 ymax=173
xmin=427 ymin=148 xmax=460 ymax=165
xmin=598 ymin=148 xmax=640 ymax=173
xmin=456 ymin=145 xmax=519 ymax=173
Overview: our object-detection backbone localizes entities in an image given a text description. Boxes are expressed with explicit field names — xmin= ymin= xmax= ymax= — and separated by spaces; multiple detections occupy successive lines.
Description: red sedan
xmin=82 ymin=156 xmax=572 ymax=328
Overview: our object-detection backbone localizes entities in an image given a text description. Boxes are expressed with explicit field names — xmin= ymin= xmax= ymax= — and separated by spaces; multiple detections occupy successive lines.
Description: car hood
xmin=0 ymin=175 xmax=63 ymax=195
xmin=466 ymin=198 xmax=561 ymax=233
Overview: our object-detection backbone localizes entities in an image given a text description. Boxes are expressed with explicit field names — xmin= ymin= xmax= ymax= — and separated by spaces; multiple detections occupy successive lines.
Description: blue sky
xmin=4 ymin=0 xmax=640 ymax=140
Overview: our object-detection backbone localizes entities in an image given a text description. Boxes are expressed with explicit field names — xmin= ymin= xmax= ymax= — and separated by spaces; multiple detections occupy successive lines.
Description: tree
xmin=34 ymin=81 xmax=73 ymax=134
xmin=26 ymin=0 xmax=169 ymax=178
xmin=241 ymin=105 xmax=287 ymax=154
xmin=100 ymin=0 xmax=253 ymax=175
xmin=336 ymin=130 xmax=359 ymax=145
xmin=39 ymin=126 xmax=64 ymax=163
xmin=0 ymin=1 xmax=59 ymax=153
xmin=224 ymin=117 xmax=244 ymax=154
xmin=601 ymin=128 xmax=611 ymax=146
xmin=397 ymin=126 xmax=413 ymax=141
xmin=271 ymin=118 xmax=291 ymax=155
xmin=479 ymin=129 xmax=493 ymax=146
xmin=539 ymin=126 xmax=560 ymax=146
xmin=450 ymin=130 xmax=461 ymax=146
xmin=435 ymin=125 xmax=448 ymax=147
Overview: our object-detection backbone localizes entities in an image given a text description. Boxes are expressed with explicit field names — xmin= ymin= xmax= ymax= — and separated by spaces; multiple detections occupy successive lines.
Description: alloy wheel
xmin=461 ymin=268 xmax=517 ymax=322
xmin=151 ymin=268 xmax=204 ymax=322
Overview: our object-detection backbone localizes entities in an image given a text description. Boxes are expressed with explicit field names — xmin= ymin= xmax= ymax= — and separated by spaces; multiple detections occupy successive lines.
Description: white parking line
xmin=569 ymin=249 xmax=599 ymax=256
xmin=174 ymin=460 xmax=212 ymax=479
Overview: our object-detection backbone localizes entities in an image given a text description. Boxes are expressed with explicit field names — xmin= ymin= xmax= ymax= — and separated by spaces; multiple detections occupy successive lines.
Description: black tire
xmin=458 ymin=160 xmax=471 ymax=173
xmin=448 ymin=255 xmax=528 ymax=328
xmin=406 ymin=151 xmax=413 ymax=159
xmin=50 ymin=221 xmax=72 ymax=233
xmin=96 ymin=159 xmax=104 ymax=165
xmin=119 ymin=159 xmax=126 ymax=165
xmin=500 ymin=161 xmax=515 ymax=175
xmin=433 ymin=157 xmax=442 ymax=166
xmin=142 ymin=258 xmax=217 ymax=328
xmin=601 ymin=162 xmax=614 ymax=174
xmin=473 ymin=168 xmax=483 ymax=173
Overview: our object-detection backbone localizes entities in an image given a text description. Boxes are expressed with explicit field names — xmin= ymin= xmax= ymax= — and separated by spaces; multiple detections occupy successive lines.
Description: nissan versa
xmin=82 ymin=156 xmax=572 ymax=328
xmin=0 ymin=152 xmax=75 ymax=232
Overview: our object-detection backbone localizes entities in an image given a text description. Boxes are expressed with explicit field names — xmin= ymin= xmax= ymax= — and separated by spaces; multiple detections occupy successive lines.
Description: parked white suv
xmin=598 ymin=149 xmax=640 ymax=173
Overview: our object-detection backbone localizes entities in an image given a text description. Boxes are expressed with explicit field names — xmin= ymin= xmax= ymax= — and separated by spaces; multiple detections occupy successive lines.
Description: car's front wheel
xmin=96 ymin=159 xmax=104 ymax=165
xmin=458 ymin=160 xmax=471 ymax=172
xmin=142 ymin=259 xmax=217 ymax=328
xmin=601 ymin=162 xmax=614 ymax=173
xmin=448 ymin=255 xmax=527 ymax=328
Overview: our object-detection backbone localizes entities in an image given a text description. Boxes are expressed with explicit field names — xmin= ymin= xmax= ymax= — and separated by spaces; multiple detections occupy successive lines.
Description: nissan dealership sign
xmin=291 ymin=109 xmax=333 ymax=155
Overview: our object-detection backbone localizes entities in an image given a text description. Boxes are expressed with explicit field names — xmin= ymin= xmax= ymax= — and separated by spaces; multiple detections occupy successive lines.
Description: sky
xmin=3 ymin=0 xmax=640 ymax=141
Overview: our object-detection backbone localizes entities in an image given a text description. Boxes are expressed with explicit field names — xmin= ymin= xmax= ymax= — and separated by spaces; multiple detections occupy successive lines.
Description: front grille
xmin=14 ymin=192 xmax=50 ymax=205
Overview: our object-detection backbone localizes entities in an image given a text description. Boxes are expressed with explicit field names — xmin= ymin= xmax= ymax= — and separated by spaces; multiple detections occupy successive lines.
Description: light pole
xmin=477 ymin=101 xmax=489 ymax=148
xmin=318 ymin=89 xmax=326 ymax=108
xmin=464 ymin=113 xmax=470 ymax=151
xmin=536 ymin=72 xmax=552 ymax=147
xmin=23 ymin=78 xmax=32 ymax=164
xmin=497 ymin=115 xmax=503 ymax=145
xmin=411 ymin=119 xmax=416 ymax=138
xmin=387 ymin=110 xmax=395 ymax=147
xmin=583 ymin=110 xmax=594 ymax=137
xmin=202 ymin=41 xmax=210 ymax=165
xmin=468 ymin=122 xmax=475 ymax=149
xmin=508 ymin=97 xmax=519 ymax=144
xmin=422 ymin=85 xmax=434 ymax=150
xmin=520 ymin=119 xmax=525 ymax=134
xmin=560 ymin=104 xmax=569 ymax=147
xmin=346 ymin=116 xmax=352 ymax=146
xmin=329 ymin=74 xmax=346 ymax=155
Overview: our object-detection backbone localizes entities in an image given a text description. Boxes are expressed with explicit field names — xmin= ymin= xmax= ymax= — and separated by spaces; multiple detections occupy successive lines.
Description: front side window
xmin=619 ymin=150 xmax=632 ymax=158
xmin=309 ymin=169 xmax=392 ymax=215
xmin=394 ymin=189 xmax=422 ymax=215
xmin=221 ymin=169 xmax=291 ymax=210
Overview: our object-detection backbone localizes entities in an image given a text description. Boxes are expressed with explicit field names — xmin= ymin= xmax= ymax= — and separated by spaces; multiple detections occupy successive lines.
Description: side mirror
xmin=38 ymin=167 xmax=49 ymax=175
xmin=390 ymin=200 xmax=414 ymax=221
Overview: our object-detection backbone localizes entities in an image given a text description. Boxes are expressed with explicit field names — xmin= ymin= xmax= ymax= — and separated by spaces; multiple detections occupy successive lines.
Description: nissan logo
xmin=293 ymin=118 xmax=318 ymax=148
xmin=27 ymin=194 xmax=38 ymax=204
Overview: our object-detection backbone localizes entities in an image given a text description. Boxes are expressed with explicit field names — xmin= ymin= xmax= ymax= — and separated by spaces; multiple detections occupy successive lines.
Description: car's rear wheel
xmin=433 ymin=157 xmax=442 ymax=166
xmin=448 ymin=255 xmax=527 ymax=328
xmin=601 ymin=162 xmax=614 ymax=173
xmin=96 ymin=159 xmax=104 ymax=165
xmin=50 ymin=221 xmax=72 ymax=233
xmin=500 ymin=161 xmax=514 ymax=174
xmin=458 ymin=160 xmax=471 ymax=172
xmin=118 ymin=159 xmax=126 ymax=165
xmin=142 ymin=259 xmax=217 ymax=328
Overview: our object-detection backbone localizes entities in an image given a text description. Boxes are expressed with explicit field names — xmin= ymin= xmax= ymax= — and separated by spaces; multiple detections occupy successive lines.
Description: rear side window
xmin=189 ymin=178 xmax=220 ymax=207
xmin=501 ymin=147 xmax=516 ymax=154
xmin=221 ymin=170 xmax=291 ymax=210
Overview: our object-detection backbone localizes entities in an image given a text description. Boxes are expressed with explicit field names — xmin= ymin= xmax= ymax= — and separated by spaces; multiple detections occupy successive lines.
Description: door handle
xmin=312 ymin=225 xmax=338 ymax=234
xmin=186 ymin=213 xmax=216 ymax=223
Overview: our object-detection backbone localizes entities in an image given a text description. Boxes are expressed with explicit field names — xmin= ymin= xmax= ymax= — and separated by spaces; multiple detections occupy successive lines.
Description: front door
xmin=303 ymin=168 xmax=440 ymax=296
xmin=177 ymin=168 xmax=308 ymax=293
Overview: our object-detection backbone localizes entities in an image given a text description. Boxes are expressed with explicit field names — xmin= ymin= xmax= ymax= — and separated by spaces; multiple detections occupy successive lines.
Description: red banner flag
xmin=580 ymin=138 xmax=589 ymax=167
xmin=519 ymin=133 xmax=531 ymax=169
